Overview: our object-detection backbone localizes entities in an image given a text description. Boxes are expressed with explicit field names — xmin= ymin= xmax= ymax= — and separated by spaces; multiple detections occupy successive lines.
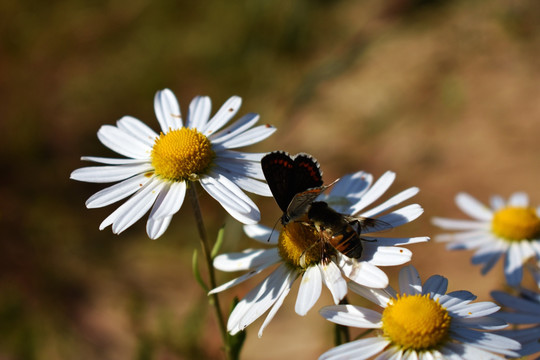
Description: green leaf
xmin=192 ymin=249 xmax=209 ymax=292
xmin=211 ymin=224 xmax=226 ymax=259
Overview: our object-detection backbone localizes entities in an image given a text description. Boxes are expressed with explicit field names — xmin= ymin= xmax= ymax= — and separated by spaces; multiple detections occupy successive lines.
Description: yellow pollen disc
xmin=491 ymin=206 xmax=540 ymax=241
xmin=278 ymin=221 xmax=324 ymax=269
xmin=150 ymin=128 xmax=215 ymax=181
xmin=381 ymin=294 xmax=451 ymax=351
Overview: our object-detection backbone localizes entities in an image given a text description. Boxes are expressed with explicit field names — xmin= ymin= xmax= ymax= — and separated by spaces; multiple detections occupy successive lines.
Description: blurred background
xmin=1 ymin=0 xmax=540 ymax=359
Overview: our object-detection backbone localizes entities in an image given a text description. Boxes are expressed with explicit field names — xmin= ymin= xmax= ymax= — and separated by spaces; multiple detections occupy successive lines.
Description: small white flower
xmin=492 ymin=288 xmax=540 ymax=357
xmin=71 ymin=89 xmax=276 ymax=239
xmin=319 ymin=265 xmax=521 ymax=360
xmin=210 ymin=170 xmax=428 ymax=337
xmin=432 ymin=192 xmax=540 ymax=286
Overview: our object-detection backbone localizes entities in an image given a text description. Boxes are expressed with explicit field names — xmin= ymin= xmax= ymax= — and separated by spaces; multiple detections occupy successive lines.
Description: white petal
xmin=209 ymin=113 xmax=260 ymax=144
xmin=110 ymin=180 xmax=165 ymax=234
xmin=491 ymin=291 xmax=540 ymax=314
xmin=243 ymin=224 xmax=279 ymax=245
xmin=490 ymin=195 xmax=505 ymax=211
xmin=154 ymin=89 xmax=182 ymax=132
xmin=319 ymin=261 xmax=347 ymax=304
xmin=70 ymin=163 xmax=154 ymax=183
xmin=504 ymin=244 xmax=524 ymax=286
xmin=451 ymin=316 xmax=508 ymax=330
xmin=440 ymin=290 xmax=476 ymax=310
xmin=258 ymin=273 xmax=295 ymax=337
xmin=342 ymin=259 xmax=389 ymax=288
xmin=436 ymin=229 xmax=489 ymax=245
xmin=319 ymin=304 xmax=382 ymax=328
xmin=116 ymin=116 xmax=158 ymax=147
xmin=422 ymin=275 xmax=448 ymax=300
xmin=450 ymin=328 xmax=521 ymax=357
xmin=509 ymin=192 xmax=529 ymax=207
xmin=350 ymin=171 xmax=395 ymax=215
xmin=146 ymin=215 xmax=172 ymax=239
xmin=363 ymin=245 xmax=412 ymax=266
xmin=213 ymin=124 xmax=276 ymax=150
xmin=470 ymin=241 xmax=505 ymax=274
xmin=369 ymin=236 xmax=430 ymax=246
xmin=216 ymin=150 xmax=265 ymax=161
xmin=295 ymin=265 xmax=323 ymax=316
xmin=85 ymin=174 xmax=152 ymax=208
xmin=431 ymin=217 xmax=488 ymax=230
xmin=187 ymin=96 xmax=211 ymax=131
xmin=455 ymin=193 xmax=493 ymax=221
xmin=519 ymin=240 xmax=536 ymax=263
xmin=441 ymin=342 xmax=507 ymax=360
xmin=99 ymin=178 xmax=164 ymax=233
xmin=199 ymin=173 xmax=260 ymax=224
xmin=209 ymin=264 xmax=270 ymax=295
xmin=79 ymin=156 xmax=149 ymax=165
xmin=319 ymin=337 xmax=389 ymax=360
xmin=398 ymin=265 xmax=422 ymax=295
xmin=97 ymin=124 xmax=152 ymax=159
xmin=448 ymin=234 xmax=492 ymax=251
xmin=324 ymin=171 xmax=372 ymax=213
xmin=375 ymin=204 xmax=423 ymax=229
xmin=347 ymin=283 xmax=393 ymax=307
xmin=361 ymin=187 xmax=419 ymax=218
xmin=213 ymin=156 xmax=266 ymax=180
xmin=495 ymin=312 xmax=540 ymax=323
xmin=213 ymin=248 xmax=280 ymax=272
xmin=227 ymin=264 xmax=295 ymax=335
xmin=451 ymin=301 xmax=501 ymax=318
xmin=148 ymin=181 xmax=186 ymax=220
xmin=202 ymin=96 xmax=242 ymax=136
xmin=213 ymin=166 xmax=271 ymax=196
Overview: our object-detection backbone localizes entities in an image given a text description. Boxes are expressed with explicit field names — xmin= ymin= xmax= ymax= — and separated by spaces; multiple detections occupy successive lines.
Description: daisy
xmin=491 ymin=288 xmax=540 ymax=357
xmin=432 ymin=192 xmax=540 ymax=286
xmin=319 ymin=265 xmax=521 ymax=360
xmin=210 ymin=170 xmax=428 ymax=337
xmin=70 ymin=89 xmax=276 ymax=239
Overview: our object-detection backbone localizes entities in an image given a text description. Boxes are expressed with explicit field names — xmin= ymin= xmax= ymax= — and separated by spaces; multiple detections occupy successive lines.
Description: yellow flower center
xmin=491 ymin=206 xmax=540 ymax=241
xmin=150 ymin=128 xmax=215 ymax=181
xmin=278 ymin=221 xmax=330 ymax=269
xmin=381 ymin=294 xmax=451 ymax=351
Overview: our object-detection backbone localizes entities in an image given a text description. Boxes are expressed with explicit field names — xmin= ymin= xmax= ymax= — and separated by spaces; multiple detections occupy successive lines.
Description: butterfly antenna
xmin=266 ymin=217 xmax=281 ymax=242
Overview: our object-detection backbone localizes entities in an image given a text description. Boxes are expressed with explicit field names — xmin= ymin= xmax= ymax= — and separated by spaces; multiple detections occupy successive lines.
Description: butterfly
xmin=262 ymin=151 xmax=334 ymax=225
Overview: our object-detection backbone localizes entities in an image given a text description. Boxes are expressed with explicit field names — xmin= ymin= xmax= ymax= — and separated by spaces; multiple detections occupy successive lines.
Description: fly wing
xmin=346 ymin=216 xmax=393 ymax=234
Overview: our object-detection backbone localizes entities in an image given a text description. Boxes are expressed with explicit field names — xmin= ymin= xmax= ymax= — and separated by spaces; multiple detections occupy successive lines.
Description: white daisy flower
xmin=210 ymin=170 xmax=428 ymax=337
xmin=71 ymin=89 xmax=276 ymax=239
xmin=492 ymin=288 xmax=540 ymax=357
xmin=432 ymin=192 xmax=540 ymax=286
xmin=319 ymin=265 xmax=521 ymax=360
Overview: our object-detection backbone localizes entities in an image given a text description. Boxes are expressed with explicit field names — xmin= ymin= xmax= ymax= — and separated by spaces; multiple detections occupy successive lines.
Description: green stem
xmin=187 ymin=184 xmax=230 ymax=359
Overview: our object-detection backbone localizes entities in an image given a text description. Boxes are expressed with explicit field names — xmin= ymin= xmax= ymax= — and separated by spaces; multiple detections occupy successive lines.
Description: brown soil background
xmin=1 ymin=0 xmax=539 ymax=359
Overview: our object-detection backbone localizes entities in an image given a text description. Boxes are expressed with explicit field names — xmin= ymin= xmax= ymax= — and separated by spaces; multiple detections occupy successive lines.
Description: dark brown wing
xmin=261 ymin=151 xmax=296 ymax=212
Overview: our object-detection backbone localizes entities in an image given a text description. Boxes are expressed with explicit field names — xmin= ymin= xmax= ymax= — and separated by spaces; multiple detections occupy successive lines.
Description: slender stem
xmin=187 ymin=184 xmax=230 ymax=358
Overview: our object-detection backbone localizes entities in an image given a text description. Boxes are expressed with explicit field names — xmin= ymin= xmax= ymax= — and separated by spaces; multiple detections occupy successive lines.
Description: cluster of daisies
xmin=71 ymin=89 xmax=540 ymax=359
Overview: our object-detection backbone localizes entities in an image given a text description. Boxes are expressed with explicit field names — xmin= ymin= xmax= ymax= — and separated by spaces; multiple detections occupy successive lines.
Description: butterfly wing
xmin=261 ymin=151 xmax=296 ymax=212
